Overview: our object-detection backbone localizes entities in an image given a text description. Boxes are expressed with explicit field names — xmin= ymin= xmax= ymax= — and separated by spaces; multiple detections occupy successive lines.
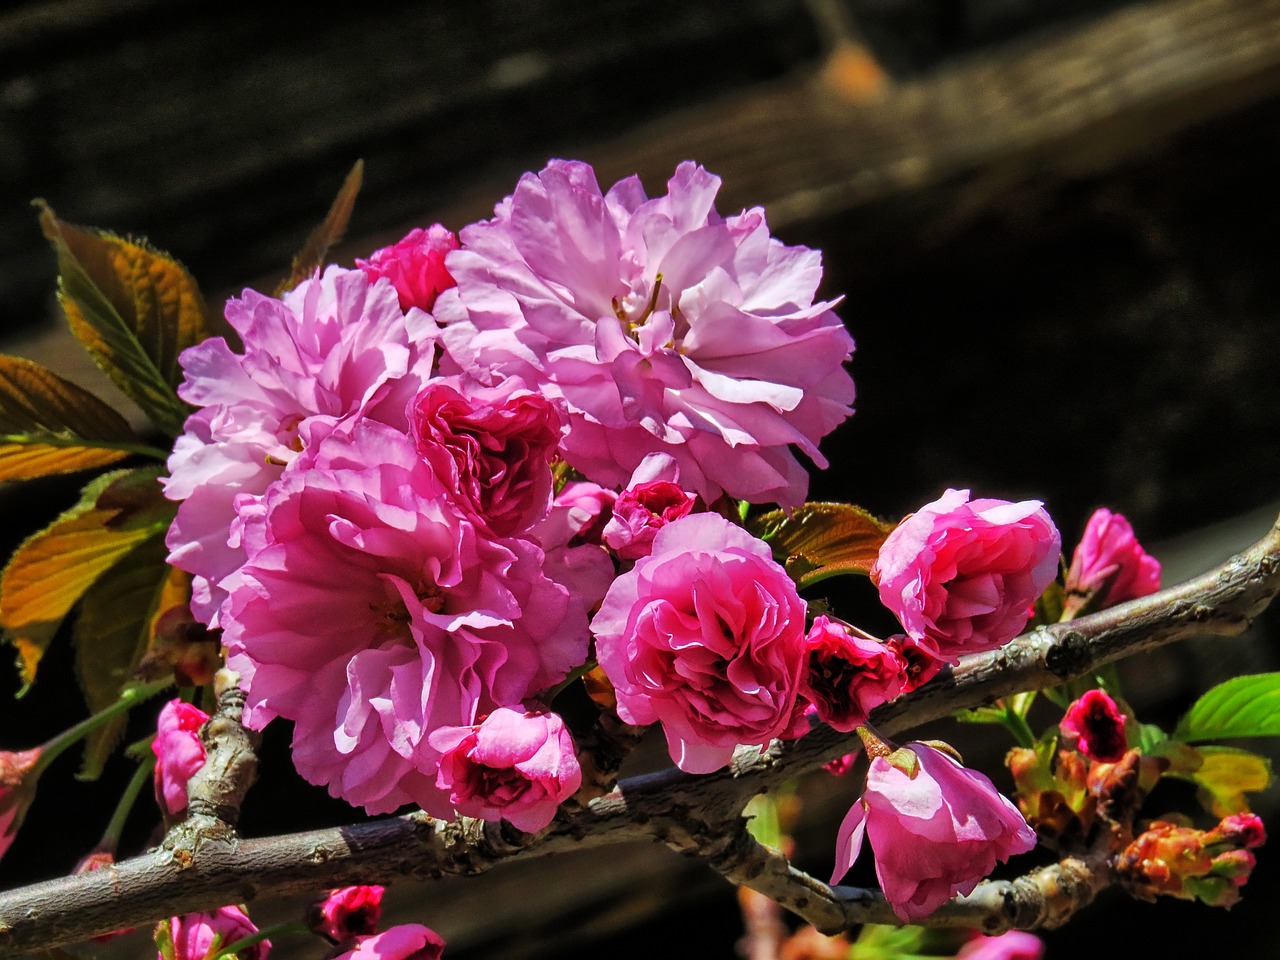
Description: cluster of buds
xmin=1116 ymin=813 xmax=1266 ymax=908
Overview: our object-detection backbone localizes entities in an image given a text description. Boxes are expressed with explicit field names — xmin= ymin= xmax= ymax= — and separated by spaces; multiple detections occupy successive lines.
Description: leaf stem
xmin=98 ymin=753 xmax=157 ymax=854
xmin=32 ymin=680 xmax=171 ymax=778
xmin=212 ymin=922 xmax=312 ymax=959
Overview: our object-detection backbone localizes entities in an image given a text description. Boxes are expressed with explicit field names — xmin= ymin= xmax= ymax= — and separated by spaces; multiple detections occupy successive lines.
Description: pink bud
xmin=1065 ymin=508 xmax=1160 ymax=608
xmin=158 ymin=905 xmax=267 ymax=960
xmin=309 ymin=886 xmax=386 ymax=943
xmin=152 ymin=700 xmax=210 ymax=819
xmin=0 ymin=748 xmax=41 ymax=863
xmin=357 ymin=225 xmax=459 ymax=313
xmin=1060 ymin=689 xmax=1128 ymax=763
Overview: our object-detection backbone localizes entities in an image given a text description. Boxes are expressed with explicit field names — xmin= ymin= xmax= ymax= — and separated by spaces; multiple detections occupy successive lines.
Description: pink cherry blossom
xmin=357 ymin=224 xmax=459 ymax=313
xmin=222 ymin=421 xmax=587 ymax=815
xmin=152 ymin=700 xmax=210 ymax=819
xmin=831 ymin=742 xmax=1036 ymax=922
xmin=164 ymin=266 xmax=438 ymax=626
xmin=799 ymin=617 xmax=904 ymax=733
xmin=602 ymin=454 xmax=697 ymax=560
xmin=332 ymin=925 xmax=445 ymax=960
xmin=159 ymin=905 xmax=267 ymax=960
xmin=309 ymin=886 xmax=385 ymax=943
xmin=410 ymin=377 xmax=560 ymax=536
xmin=1065 ymin=508 xmax=1161 ymax=608
xmin=592 ymin=512 xmax=808 ymax=773
xmin=955 ymin=931 xmax=1044 ymax=960
xmin=0 ymin=748 xmax=40 ymax=863
xmin=871 ymin=489 xmax=1061 ymax=663
xmin=429 ymin=706 xmax=581 ymax=831
xmin=436 ymin=159 xmax=855 ymax=509
xmin=1060 ymin=689 xmax=1128 ymax=763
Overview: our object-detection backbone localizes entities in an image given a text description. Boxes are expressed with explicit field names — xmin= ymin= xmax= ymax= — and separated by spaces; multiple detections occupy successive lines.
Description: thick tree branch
xmin=1 ymin=514 xmax=1277 ymax=954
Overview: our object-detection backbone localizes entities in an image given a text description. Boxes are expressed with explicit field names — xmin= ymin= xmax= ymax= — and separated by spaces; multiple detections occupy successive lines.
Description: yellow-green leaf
xmin=1 ymin=466 xmax=174 ymax=685
xmin=0 ymin=354 xmax=150 ymax=481
xmin=73 ymin=534 xmax=174 ymax=779
xmin=37 ymin=202 xmax=221 ymax=436
xmin=749 ymin=502 xmax=895 ymax=589
xmin=1167 ymin=745 xmax=1274 ymax=817
xmin=275 ymin=160 xmax=364 ymax=295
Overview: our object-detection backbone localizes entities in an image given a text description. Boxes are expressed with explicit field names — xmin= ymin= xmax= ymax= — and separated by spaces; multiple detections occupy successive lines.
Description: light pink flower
xmin=333 ymin=925 xmax=445 ymax=960
xmin=1065 ymin=508 xmax=1160 ymax=607
xmin=164 ymin=266 xmax=438 ymax=626
xmin=410 ymin=377 xmax=560 ymax=536
xmin=429 ymin=706 xmax=581 ymax=831
xmin=309 ymin=886 xmax=385 ymax=943
xmin=1060 ymin=689 xmax=1128 ymax=763
xmin=955 ymin=931 xmax=1044 ymax=960
xmin=602 ymin=454 xmax=697 ymax=560
xmin=0 ymin=748 xmax=40 ymax=863
xmin=357 ymin=225 xmax=459 ymax=313
xmin=799 ymin=617 xmax=904 ymax=733
xmin=831 ymin=742 xmax=1036 ymax=922
xmin=592 ymin=512 xmax=808 ymax=773
xmin=159 ymin=905 xmax=267 ymax=960
xmin=222 ymin=421 xmax=587 ymax=815
xmin=437 ymin=159 xmax=855 ymax=509
xmin=871 ymin=489 xmax=1061 ymax=663
xmin=152 ymin=700 xmax=210 ymax=819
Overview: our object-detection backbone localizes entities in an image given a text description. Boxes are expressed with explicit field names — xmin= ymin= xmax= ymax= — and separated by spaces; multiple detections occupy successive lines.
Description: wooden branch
xmin=1 ymin=513 xmax=1277 ymax=954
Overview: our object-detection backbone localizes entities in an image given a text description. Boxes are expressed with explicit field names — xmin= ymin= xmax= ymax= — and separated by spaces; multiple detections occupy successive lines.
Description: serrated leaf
xmin=749 ymin=502 xmax=895 ymax=589
xmin=1166 ymin=746 xmax=1273 ymax=817
xmin=0 ymin=354 xmax=146 ymax=481
xmin=1 ymin=466 xmax=174 ymax=685
xmin=1173 ymin=672 xmax=1280 ymax=743
xmin=73 ymin=536 xmax=178 ymax=779
xmin=37 ymin=202 xmax=220 ymax=436
xmin=275 ymin=160 xmax=364 ymax=295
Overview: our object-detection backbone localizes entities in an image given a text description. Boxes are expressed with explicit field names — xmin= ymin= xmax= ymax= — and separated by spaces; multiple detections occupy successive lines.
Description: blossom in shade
xmin=410 ymin=377 xmax=560 ymax=536
xmin=308 ymin=886 xmax=385 ymax=943
xmin=1059 ymin=689 xmax=1128 ymax=763
xmin=332 ymin=925 xmax=446 ymax=960
xmin=799 ymin=617 xmax=904 ymax=733
xmin=437 ymin=159 xmax=855 ymax=509
xmin=831 ymin=741 xmax=1036 ymax=922
xmin=592 ymin=512 xmax=808 ymax=773
xmin=157 ymin=905 xmax=267 ymax=960
xmin=955 ymin=931 xmax=1044 ymax=960
xmin=429 ymin=706 xmax=581 ymax=831
xmin=602 ymin=454 xmax=697 ymax=560
xmin=222 ymin=421 xmax=587 ymax=815
xmin=0 ymin=748 xmax=41 ymax=863
xmin=871 ymin=489 xmax=1061 ymax=663
xmin=357 ymin=224 xmax=459 ymax=313
xmin=152 ymin=700 xmax=210 ymax=819
xmin=1065 ymin=508 xmax=1161 ymax=608
xmin=164 ymin=266 xmax=438 ymax=626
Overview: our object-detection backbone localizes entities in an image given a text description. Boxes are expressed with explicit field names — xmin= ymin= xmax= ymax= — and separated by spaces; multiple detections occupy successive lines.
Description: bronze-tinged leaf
xmin=749 ymin=502 xmax=896 ymax=590
xmin=275 ymin=160 xmax=365 ymax=295
xmin=0 ymin=354 xmax=145 ymax=481
xmin=36 ymin=201 xmax=222 ymax=436
xmin=73 ymin=535 xmax=172 ymax=779
xmin=0 ymin=466 xmax=175 ymax=686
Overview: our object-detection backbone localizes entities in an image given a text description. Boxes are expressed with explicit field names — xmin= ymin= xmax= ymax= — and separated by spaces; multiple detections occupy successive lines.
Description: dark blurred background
xmin=3 ymin=0 xmax=1280 ymax=957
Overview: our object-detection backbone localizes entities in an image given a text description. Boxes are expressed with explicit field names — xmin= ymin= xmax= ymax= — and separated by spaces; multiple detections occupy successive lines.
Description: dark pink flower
xmin=602 ymin=454 xmax=697 ymax=560
xmin=429 ymin=707 xmax=581 ymax=831
xmin=333 ymin=925 xmax=445 ymax=960
xmin=158 ymin=905 xmax=267 ymax=960
xmin=309 ymin=886 xmax=385 ymax=943
xmin=152 ymin=700 xmax=210 ymax=819
xmin=1065 ymin=508 xmax=1160 ymax=608
xmin=592 ymin=513 xmax=808 ymax=773
xmin=884 ymin=634 xmax=945 ymax=693
xmin=955 ymin=931 xmax=1044 ymax=960
xmin=799 ymin=617 xmax=904 ymax=733
xmin=871 ymin=489 xmax=1060 ymax=663
xmin=0 ymin=748 xmax=40 ymax=863
xmin=437 ymin=160 xmax=855 ymax=509
xmin=357 ymin=225 xmax=459 ymax=313
xmin=410 ymin=377 xmax=561 ymax=536
xmin=831 ymin=742 xmax=1036 ymax=922
xmin=1059 ymin=689 xmax=1128 ymax=763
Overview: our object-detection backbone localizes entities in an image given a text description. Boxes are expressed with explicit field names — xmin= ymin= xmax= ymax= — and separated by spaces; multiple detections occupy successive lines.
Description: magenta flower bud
xmin=357 ymin=225 xmax=459 ymax=313
xmin=823 ymin=753 xmax=857 ymax=777
xmin=799 ymin=617 xmax=904 ymax=733
xmin=332 ymin=925 xmax=445 ymax=960
xmin=1207 ymin=812 xmax=1267 ymax=850
xmin=955 ymin=931 xmax=1045 ymax=960
xmin=602 ymin=453 xmax=697 ymax=560
xmin=831 ymin=741 xmax=1036 ymax=922
xmin=152 ymin=700 xmax=210 ymax=819
xmin=1059 ymin=689 xmax=1128 ymax=763
xmin=1065 ymin=508 xmax=1160 ymax=608
xmin=157 ymin=905 xmax=267 ymax=960
xmin=308 ymin=886 xmax=385 ymax=943
xmin=0 ymin=748 xmax=40 ymax=863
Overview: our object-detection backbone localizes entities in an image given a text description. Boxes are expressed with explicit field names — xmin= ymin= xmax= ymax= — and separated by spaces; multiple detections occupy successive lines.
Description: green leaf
xmin=37 ymin=202 xmax=221 ymax=436
xmin=274 ymin=160 xmax=364 ymax=295
xmin=1166 ymin=745 xmax=1273 ymax=817
xmin=749 ymin=502 xmax=895 ymax=589
xmin=0 ymin=354 xmax=154 ymax=481
xmin=73 ymin=535 xmax=176 ymax=779
xmin=1173 ymin=672 xmax=1280 ymax=742
xmin=0 ymin=465 xmax=175 ymax=686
